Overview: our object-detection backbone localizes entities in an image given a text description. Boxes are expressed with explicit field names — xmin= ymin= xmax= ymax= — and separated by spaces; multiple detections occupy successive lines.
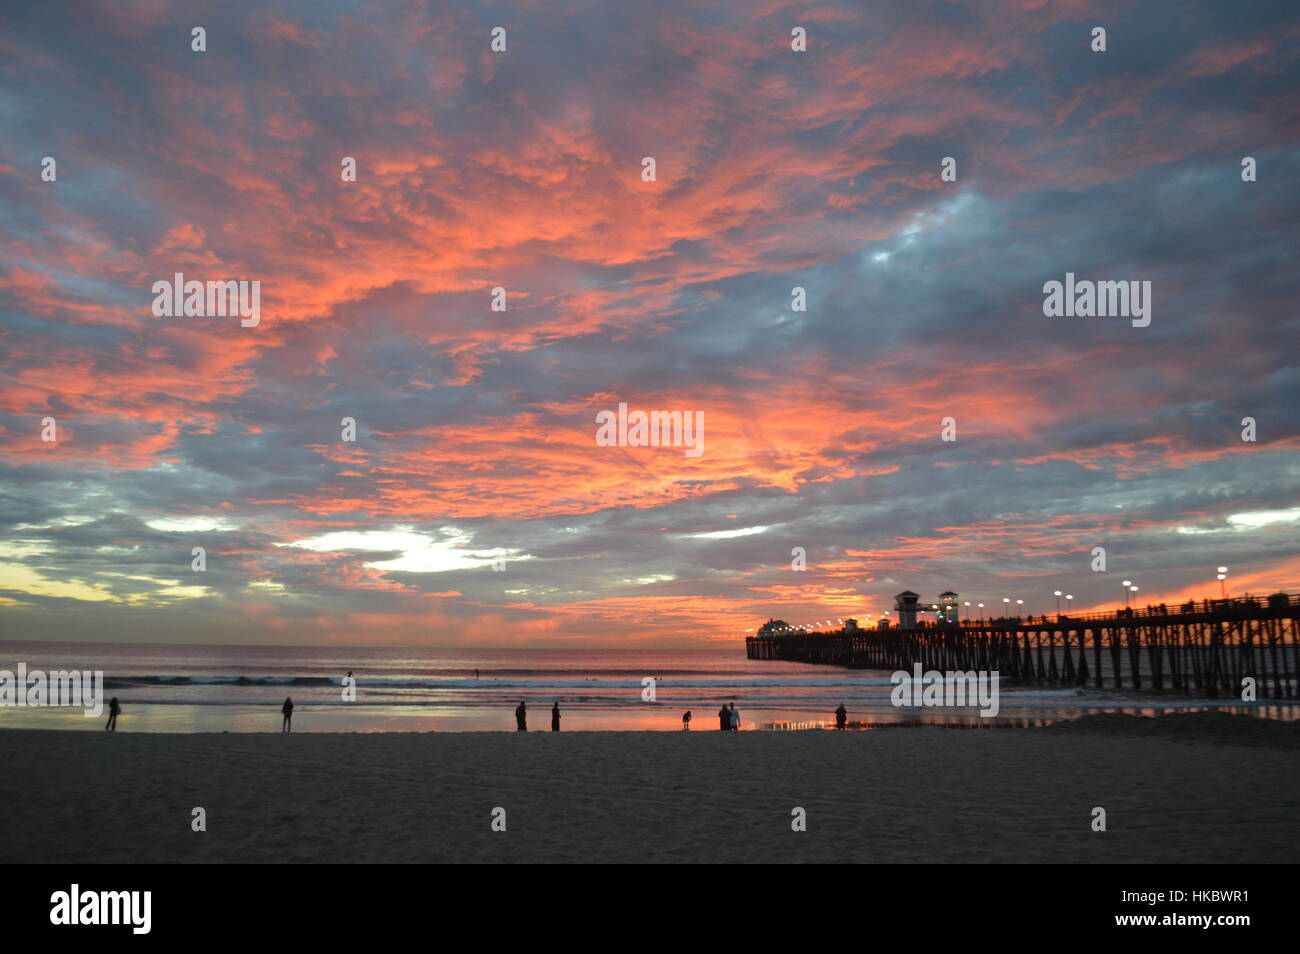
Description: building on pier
xmin=894 ymin=590 xmax=920 ymax=628
xmin=938 ymin=591 xmax=959 ymax=624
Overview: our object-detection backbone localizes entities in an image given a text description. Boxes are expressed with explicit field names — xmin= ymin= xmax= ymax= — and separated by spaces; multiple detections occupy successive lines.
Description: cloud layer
xmin=2 ymin=0 xmax=1298 ymax=645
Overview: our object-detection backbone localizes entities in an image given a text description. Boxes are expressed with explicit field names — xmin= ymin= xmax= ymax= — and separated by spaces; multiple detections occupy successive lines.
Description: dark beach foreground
xmin=2 ymin=711 xmax=1296 ymax=864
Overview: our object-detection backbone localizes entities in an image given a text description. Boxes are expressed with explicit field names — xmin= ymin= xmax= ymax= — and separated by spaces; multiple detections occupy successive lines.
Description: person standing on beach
xmin=474 ymin=668 xmax=479 ymax=679
xmin=718 ymin=704 xmax=729 ymax=731
xmin=281 ymin=697 xmax=294 ymax=732
xmin=551 ymin=701 xmax=561 ymax=732
xmin=105 ymin=697 xmax=120 ymax=732
xmin=515 ymin=701 xmax=527 ymax=731
xmin=729 ymin=702 xmax=740 ymax=731
xmin=835 ymin=703 xmax=847 ymax=730
xmin=682 ymin=711 xmax=691 ymax=730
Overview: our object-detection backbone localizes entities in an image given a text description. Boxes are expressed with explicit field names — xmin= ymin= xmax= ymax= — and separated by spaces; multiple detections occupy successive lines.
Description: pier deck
xmin=745 ymin=594 xmax=1300 ymax=699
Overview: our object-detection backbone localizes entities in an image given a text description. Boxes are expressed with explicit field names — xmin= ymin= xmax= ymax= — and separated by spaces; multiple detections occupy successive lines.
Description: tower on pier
xmin=938 ymin=591 xmax=959 ymax=624
xmin=894 ymin=590 xmax=920 ymax=628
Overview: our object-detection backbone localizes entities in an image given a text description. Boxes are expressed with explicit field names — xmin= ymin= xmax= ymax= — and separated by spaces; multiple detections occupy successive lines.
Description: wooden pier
xmin=745 ymin=594 xmax=1300 ymax=699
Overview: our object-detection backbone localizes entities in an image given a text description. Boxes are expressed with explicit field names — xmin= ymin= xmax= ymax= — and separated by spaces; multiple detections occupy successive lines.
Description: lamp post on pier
xmin=1054 ymin=590 xmax=1062 ymax=618
xmin=1217 ymin=566 xmax=1228 ymax=599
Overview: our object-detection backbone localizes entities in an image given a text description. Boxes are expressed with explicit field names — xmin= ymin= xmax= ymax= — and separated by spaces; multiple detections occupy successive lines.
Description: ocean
xmin=1 ymin=641 xmax=1293 ymax=732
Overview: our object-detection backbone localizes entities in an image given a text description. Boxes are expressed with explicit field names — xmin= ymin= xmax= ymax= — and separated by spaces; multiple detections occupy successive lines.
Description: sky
xmin=1 ymin=0 xmax=1298 ymax=647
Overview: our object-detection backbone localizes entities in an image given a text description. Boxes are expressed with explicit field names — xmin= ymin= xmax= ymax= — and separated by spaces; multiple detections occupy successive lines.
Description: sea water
xmin=0 ymin=641 xmax=1292 ymax=732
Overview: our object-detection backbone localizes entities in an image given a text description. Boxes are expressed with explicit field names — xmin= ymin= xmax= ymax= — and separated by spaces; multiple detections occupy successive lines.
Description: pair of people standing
xmin=515 ymin=701 xmax=561 ymax=731
xmin=718 ymin=702 xmax=740 ymax=731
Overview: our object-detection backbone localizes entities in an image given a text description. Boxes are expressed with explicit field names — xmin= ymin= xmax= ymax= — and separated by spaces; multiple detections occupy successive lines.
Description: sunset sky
xmin=1 ymin=0 xmax=1298 ymax=646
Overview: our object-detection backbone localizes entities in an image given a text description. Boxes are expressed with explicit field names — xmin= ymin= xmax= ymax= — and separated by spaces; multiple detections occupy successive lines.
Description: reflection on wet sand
xmin=762 ymin=703 xmax=1300 ymax=731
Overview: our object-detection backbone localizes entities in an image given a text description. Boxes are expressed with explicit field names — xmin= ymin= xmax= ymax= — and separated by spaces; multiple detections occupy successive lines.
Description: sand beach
xmin=2 ymin=711 xmax=1296 ymax=864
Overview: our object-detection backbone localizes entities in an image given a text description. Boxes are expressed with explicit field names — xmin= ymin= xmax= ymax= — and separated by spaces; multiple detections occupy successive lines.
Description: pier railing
xmin=745 ymin=594 xmax=1300 ymax=699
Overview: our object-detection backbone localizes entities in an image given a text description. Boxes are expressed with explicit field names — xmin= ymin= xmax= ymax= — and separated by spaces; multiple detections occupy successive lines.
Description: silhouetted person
xmin=835 ymin=703 xmax=847 ymax=730
xmin=515 ymin=701 xmax=527 ymax=731
xmin=682 ymin=711 xmax=692 ymax=730
xmin=282 ymin=696 xmax=294 ymax=732
xmin=105 ymin=697 xmax=120 ymax=732
xmin=729 ymin=702 xmax=740 ymax=731
xmin=718 ymin=704 xmax=729 ymax=731
xmin=474 ymin=668 xmax=479 ymax=679
xmin=551 ymin=701 xmax=560 ymax=732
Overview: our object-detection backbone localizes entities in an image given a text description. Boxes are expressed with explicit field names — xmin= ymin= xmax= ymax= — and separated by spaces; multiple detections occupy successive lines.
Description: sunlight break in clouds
xmin=281 ymin=529 xmax=528 ymax=574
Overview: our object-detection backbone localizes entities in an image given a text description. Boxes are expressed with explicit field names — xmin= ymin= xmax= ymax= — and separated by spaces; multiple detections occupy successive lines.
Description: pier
xmin=745 ymin=594 xmax=1300 ymax=700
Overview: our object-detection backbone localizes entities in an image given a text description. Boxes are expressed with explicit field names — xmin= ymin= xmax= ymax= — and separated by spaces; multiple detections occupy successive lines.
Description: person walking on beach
xmin=551 ymin=701 xmax=561 ymax=732
xmin=515 ymin=701 xmax=527 ymax=731
xmin=718 ymin=704 xmax=729 ymax=731
xmin=729 ymin=702 xmax=740 ymax=731
xmin=682 ymin=711 xmax=692 ymax=730
xmin=281 ymin=696 xmax=294 ymax=732
xmin=835 ymin=703 xmax=847 ymax=730
xmin=105 ymin=697 xmax=120 ymax=732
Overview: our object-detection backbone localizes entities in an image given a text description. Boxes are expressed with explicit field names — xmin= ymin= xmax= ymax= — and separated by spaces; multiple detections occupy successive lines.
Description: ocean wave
xmin=50 ymin=696 xmax=1250 ymax=714
xmin=110 ymin=675 xmax=337 ymax=687
xmin=108 ymin=674 xmax=913 ymax=689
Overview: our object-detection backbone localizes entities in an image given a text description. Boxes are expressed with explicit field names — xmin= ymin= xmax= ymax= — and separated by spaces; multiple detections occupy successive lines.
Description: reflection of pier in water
xmin=761 ymin=704 xmax=1300 ymax=730
xmin=747 ymin=595 xmax=1300 ymax=700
